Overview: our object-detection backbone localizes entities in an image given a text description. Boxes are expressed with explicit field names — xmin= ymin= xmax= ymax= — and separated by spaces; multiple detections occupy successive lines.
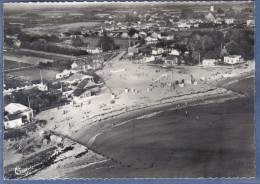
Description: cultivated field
xmin=23 ymin=22 xmax=102 ymax=35
xmin=7 ymin=68 xmax=60 ymax=82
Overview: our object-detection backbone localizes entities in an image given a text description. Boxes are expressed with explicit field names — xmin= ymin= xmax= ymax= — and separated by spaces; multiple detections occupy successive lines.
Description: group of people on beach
xmin=175 ymin=102 xmax=213 ymax=127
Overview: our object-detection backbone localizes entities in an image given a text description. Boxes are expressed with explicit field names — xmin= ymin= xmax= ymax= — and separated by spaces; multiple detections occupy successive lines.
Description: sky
xmin=3 ymin=1 xmax=254 ymax=12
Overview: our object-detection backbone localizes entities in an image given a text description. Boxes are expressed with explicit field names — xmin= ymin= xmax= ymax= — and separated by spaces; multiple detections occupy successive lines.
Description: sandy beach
xmin=23 ymin=74 xmax=254 ymax=179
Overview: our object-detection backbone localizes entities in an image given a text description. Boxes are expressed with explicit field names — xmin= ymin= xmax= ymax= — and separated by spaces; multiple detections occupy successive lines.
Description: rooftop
xmin=5 ymin=103 xmax=31 ymax=114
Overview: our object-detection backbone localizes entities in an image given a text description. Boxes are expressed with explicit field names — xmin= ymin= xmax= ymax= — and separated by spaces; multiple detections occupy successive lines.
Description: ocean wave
xmin=115 ymin=111 xmax=163 ymax=128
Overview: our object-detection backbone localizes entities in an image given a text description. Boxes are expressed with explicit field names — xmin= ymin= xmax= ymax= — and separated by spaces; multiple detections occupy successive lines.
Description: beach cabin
xmin=128 ymin=47 xmax=139 ymax=56
xmin=143 ymin=55 xmax=156 ymax=63
xmin=201 ymin=59 xmax=216 ymax=67
xmin=164 ymin=56 xmax=179 ymax=66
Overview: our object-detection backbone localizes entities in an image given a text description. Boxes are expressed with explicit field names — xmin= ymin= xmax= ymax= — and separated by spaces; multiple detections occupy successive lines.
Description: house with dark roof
xmin=164 ymin=55 xmax=179 ymax=66
xmin=62 ymin=73 xmax=93 ymax=85
xmin=73 ymin=78 xmax=100 ymax=100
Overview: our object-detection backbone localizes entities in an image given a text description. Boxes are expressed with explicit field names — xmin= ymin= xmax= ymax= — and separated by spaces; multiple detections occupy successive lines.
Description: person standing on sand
xmin=185 ymin=110 xmax=188 ymax=117
xmin=196 ymin=116 xmax=199 ymax=120
xmin=209 ymin=122 xmax=212 ymax=127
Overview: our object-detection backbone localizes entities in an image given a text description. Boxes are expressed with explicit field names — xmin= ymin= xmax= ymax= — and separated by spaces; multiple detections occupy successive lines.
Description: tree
xmin=173 ymin=17 xmax=179 ymax=22
xmin=46 ymin=35 xmax=60 ymax=43
xmin=187 ymin=31 xmax=224 ymax=63
xmin=225 ymin=8 xmax=235 ymax=18
xmin=180 ymin=12 xmax=188 ymax=19
xmin=180 ymin=8 xmax=194 ymax=19
xmin=145 ymin=15 xmax=151 ymax=21
xmin=166 ymin=19 xmax=172 ymax=27
xmin=72 ymin=36 xmax=85 ymax=47
xmin=224 ymin=29 xmax=254 ymax=60
xmin=217 ymin=8 xmax=225 ymax=14
xmin=97 ymin=35 xmax=117 ymax=52
xmin=128 ymin=28 xmax=138 ymax=37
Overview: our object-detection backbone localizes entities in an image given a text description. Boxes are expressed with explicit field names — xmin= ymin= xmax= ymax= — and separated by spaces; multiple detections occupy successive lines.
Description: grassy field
xmin=66 ymin=77 xmax=255 ymax=178
xmin=4 ymin=60 xmax=32 ymax=70
xmin=7 ymin=68 xmax=60 ymax=82
xmin=4 ymin=55 xmax=54 ymax=65
xmin=5 ymin=49 xmax=75 ymax=61
xmin=23 ymin=22 xmax=102 ymax=35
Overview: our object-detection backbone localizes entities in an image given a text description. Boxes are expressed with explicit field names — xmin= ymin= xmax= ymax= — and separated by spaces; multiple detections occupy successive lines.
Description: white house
xmin=145 ymin=36 xmax=158 ymax=45
xmin=4 ymin=114 xmax=23 ymax=129
xmin=201 ymin=59 xmax=216 ymax=67
xmin=152 ymin=48 xmax=164 ymax=55
xmin=151 ymin=32 xmax=161 ymax=39
xmin=132 ymin=33 xmax=139 ymax=38
xmin=121 ymin=32 xmax=129 ymax=38
xmin=143 ymin=55 xmax=155 ymax=63
xmin=159 ymin=35 xmax=174 ymax=41
xmin=169 ymin=49 xmax=180 ymax=56
xmin=4 ymin=103 xmax=34 ymax=129
xmin=224 ymin=55 xmax=244 ymax=65
xmin=86 ymin=47 xmax=102 ymax=54
xmin=247 ymin=19 xmax=255 ymax=27
xmin=225 ymin=18 xmax=234 ymax=24
xmin=56 ymin=70 xmax=72 ymax=79
xmin=128 ymin=47 xmax=139 ymax=56
xmin=38 ymin=83 xmax=48 ymax=91
xmin=139 ymin=31 xmax=147 ymax=37
xmin=178 ymin=22 xmax=191 ymax=29
xmin=13 ymin=40 xmax=21 ymax=48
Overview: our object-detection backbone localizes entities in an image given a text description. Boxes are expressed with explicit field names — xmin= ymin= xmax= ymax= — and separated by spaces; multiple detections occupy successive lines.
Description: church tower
xmin=210 ymin=3 xmax=214 ymax=12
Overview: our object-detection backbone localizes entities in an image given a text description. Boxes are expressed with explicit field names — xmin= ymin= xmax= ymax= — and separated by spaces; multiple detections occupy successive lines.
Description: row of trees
xmin=186 ymin=29 xmax=254 ymax=64
xmin=17 ymin=33 xmax=60 ymax=43
xmin=39 ymin=59 xmax=74 ymax=70
xmin=20 ymin=41 xmax=88 ymax=56
xmin=11 ymin=88 xmax=67 ymax=112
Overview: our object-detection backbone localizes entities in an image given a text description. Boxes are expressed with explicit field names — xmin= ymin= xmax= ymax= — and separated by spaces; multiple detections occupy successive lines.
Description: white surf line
xmin=77 ymin=159 xmax=109 ymax=170
xmin=88 ymin=111 xmax=164 ymax=146
xmin=113 ymin=111 xmax=164 ymax=128
xmin=135 ymin=111 xmax=163 ymax=120
xmin=88 ymin=133 xmax=102 ymax=146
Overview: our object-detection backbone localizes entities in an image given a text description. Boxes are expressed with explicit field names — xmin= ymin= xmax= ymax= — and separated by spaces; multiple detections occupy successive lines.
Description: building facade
xmin=224 ymin=55 xmax=244 ymax=65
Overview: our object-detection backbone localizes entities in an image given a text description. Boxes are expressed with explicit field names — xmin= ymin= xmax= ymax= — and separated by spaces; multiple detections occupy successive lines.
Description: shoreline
xmin=71 ymin=87 xmax=242 ymax=147
xmin=6 ymin=75 xmax=254 ymax=179
xmin=69 ymin=74 xmax=254 ymax=147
